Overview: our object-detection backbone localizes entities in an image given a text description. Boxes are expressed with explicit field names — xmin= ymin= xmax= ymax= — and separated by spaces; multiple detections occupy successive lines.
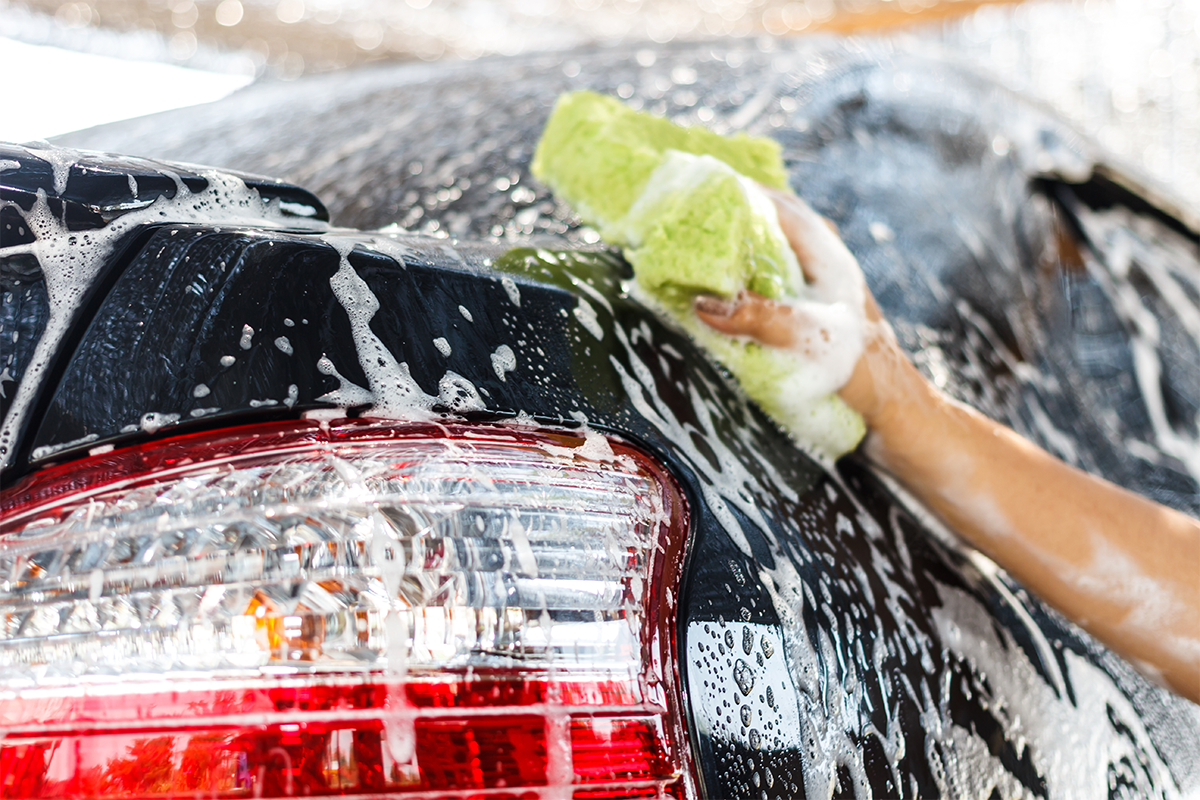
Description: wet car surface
xmin=3 ymin=38 xmax=1200 ymax=798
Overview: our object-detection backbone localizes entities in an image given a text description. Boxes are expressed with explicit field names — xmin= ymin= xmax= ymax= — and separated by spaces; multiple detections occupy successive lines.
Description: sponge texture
xmin=532 ymin=91 xmax=866 ymax=458
xmin=532 ymin=90 xmax=787 ymax=232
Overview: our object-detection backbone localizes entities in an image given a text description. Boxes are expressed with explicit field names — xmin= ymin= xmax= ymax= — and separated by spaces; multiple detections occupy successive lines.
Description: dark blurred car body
xmin=2 ymin=39 xmax=1199 ymax=798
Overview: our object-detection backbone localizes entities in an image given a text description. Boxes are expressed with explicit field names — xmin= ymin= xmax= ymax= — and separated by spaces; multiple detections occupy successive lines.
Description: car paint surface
xmin=5 ymin=37 xmax=1200 ymax=798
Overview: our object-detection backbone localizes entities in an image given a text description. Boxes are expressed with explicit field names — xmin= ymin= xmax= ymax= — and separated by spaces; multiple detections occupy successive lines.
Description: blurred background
xmin=2 ymin=0 xmax=1198 ymax=210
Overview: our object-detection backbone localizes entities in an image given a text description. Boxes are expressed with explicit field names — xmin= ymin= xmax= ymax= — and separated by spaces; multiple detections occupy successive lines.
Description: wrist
xmin=851 ymin=360 xmax=948 ymax=473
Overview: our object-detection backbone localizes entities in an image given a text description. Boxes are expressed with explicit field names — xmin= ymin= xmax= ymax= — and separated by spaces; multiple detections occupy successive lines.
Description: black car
xmin=2 ymin=39 xmax=1198 ymax=799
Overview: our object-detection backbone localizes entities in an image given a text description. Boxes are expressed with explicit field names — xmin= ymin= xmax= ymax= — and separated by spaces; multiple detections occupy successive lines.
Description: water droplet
xmin=760 ymin=636 xmax=774 ymax=659
xmin=733 ymin=659 xmax=754 ymax=695
xmin=742 ymin=626 xmax=754 ymax=655
xmin=765 ymin=686 xmax=774 ymax=709
xmin=740 ymin=705 xmax=751 ymax=726
xmin=724 ymin=629 xmax=735 ymax=649
xmin=748 ymin=728 xmax=761 ymax=749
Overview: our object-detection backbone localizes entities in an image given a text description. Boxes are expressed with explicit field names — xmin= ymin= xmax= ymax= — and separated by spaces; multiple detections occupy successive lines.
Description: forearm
xmin=696 ymin=189 xmax=1200 ymax=702
xmin=863 ymin=372 xmax=1200 ymax=702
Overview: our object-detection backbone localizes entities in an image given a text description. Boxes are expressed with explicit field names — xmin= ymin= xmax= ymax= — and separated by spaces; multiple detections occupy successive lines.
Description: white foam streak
xmin=326 ymin=241 xmax=439 ymax=419
xmin=572 ymin=297 xmax=604 ymax=340
xmin=931 ymin=581 xmax=1181 ymax=798
xmin=490 ymin=344 xmax=516 ymax=382
xmin=0 ymin=152 xmax=324 ymax=466
xmin=610 ymin=322 xmax=775 ymax=556
xmin=324 ymin=240 xmax=491 ymax=421
xmin=1075 ymin=207 xmax=1200 ymax=484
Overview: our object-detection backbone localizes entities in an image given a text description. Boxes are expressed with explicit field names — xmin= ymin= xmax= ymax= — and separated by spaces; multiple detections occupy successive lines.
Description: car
xmin=2 ymin=38 xmax=1199 ymax=799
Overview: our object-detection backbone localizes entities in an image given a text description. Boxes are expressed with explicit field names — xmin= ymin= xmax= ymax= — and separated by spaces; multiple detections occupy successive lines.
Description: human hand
xmin=696 ymin=193 xmax=1200 ymax=703
xmin=694 ymin=188 xmax=930 ymax=442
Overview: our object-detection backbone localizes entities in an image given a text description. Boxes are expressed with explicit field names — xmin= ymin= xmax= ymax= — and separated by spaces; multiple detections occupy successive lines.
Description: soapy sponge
xmin=531 ymin=90 xmax=787 ymax=232
xmin=531 ymin=90 xmax=866 ymax=459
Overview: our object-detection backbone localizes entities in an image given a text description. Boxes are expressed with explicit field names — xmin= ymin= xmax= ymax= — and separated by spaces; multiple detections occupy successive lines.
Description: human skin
xmin=695 ymin=188 xmax=1200 ymax=704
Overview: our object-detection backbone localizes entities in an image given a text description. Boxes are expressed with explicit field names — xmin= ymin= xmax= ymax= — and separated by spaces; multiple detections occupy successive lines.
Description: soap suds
xmin=500 ymin=275 xmax=521 ymax=306
xmin=869 ymin=221 xmax=894 ymax=242
xmin=140 ymin=412 xmax=180 ymax=433
xmin=1074 ymin=207 xmax=1200 ymax=485
xmin=326 ymin=241 xmax=438 ymax=417
xmin=0 ymin=144 xmax=323 ymax=466
xmin=536 ymin=411 xmax=622 ymax=464
xmin=930 ymin=580 xmax=1178 ymax=796
xmin=324 ymin=241 xmax=489 ymax=421
xmin=437 ymin=372 xmax=485 ymax=412
xmin=316 ymin=354 xmax=375 ymax=407
xmin=573 ymin=297 xmax=604 ymax=341
xmin=30 ymin=433 xmax=99 ymax=461
xmin=491 ymin=344 xmax=516 ymax=382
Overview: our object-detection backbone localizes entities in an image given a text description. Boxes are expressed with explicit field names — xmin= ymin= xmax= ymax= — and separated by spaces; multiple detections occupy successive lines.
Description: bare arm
xmin=696 ymin=189 xmax=1200 ymax=703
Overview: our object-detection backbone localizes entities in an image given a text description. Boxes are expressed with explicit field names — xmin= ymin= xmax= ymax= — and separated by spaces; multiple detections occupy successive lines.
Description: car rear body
xmin=4 ymin=38 xmax=1200 ymax=799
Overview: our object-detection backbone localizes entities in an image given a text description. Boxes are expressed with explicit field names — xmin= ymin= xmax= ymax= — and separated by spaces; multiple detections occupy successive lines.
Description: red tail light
xmin=0 ymin=419 xmax=694 ymax=798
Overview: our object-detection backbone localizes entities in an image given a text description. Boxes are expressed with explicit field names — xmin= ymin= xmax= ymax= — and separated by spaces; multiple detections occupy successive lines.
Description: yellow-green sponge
xmin=532 ymin=90 xmax=866 ymax=459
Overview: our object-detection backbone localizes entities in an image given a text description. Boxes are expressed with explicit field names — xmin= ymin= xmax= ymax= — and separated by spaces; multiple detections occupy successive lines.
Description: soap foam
xmin=0 ymin=144 xmax=325 ymax=466
xmin=322 ymin=238 xmax=494 ymax=421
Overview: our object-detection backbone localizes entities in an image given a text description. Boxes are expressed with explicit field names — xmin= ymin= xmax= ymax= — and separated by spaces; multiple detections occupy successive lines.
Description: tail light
xmin=0 ymin=419 xmax=693 ymax=799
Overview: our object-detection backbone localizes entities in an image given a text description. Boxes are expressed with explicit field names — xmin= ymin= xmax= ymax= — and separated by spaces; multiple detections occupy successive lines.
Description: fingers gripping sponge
xmin=532 ymin=91 xmax=866 ymax=459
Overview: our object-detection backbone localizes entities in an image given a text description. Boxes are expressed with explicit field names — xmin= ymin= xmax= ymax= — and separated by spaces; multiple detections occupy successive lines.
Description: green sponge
xmin=532 ymin=90 xmax=787 ymax=233
xmin=531 ymin=90 xmax=866 ymax=459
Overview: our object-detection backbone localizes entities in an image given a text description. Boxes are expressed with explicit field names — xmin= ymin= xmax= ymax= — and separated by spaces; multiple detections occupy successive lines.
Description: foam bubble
xmin=0 ymin=145 xmax=325 ymax=465
xmin=491 ymin=344 xmax=516 ymax=382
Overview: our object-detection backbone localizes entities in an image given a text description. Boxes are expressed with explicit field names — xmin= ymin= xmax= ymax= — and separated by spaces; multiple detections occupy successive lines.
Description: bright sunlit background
xmin=0 ymin=37 xmax=252 ymax=144
xmin=1 ymin=0 xmax=1198 ymax=210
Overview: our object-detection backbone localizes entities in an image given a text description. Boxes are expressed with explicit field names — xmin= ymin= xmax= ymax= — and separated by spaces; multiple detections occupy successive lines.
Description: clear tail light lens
xmin=0 ymin=419 xmax=693 ymax=799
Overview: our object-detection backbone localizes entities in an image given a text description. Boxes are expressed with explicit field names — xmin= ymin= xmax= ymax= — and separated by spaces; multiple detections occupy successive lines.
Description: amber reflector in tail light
xmin=0 ymin=419 xmax=693 ymax=798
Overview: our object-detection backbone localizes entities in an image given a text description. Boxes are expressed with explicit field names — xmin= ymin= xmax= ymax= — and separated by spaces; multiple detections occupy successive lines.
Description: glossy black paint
xmin=0 ymin=143 xmax=328 ymax=225
xmin=6 ymin=177 xmax=1199 ymax=794
xmin=0 ymin=142 xmax=328 ymax=467
xmin=58 ymin=41 xmax=1200 ymax=516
